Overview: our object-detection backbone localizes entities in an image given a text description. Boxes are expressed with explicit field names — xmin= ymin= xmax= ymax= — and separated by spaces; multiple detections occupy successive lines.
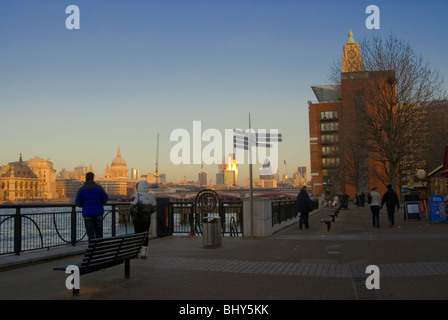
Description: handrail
xmin=0 ymin=202 xmax=131 ymax=256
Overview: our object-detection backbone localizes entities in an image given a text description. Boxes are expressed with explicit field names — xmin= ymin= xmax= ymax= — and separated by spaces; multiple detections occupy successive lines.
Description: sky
xmin=1 ymin=0 xmax=447 ymax=184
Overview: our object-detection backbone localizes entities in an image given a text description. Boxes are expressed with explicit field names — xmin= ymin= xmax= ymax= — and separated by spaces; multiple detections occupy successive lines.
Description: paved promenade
xmin=1 ymin=205 xmax=448 ymax=302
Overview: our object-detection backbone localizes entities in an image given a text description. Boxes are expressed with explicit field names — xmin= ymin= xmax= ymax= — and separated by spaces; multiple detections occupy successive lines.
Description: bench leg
xmin=125 ymin=259 xmax=130 ymax=279
xmin=73 ymin=288 xmax=79 ymax=296
xmin=326 ymin=222 xmax=331 ymax=232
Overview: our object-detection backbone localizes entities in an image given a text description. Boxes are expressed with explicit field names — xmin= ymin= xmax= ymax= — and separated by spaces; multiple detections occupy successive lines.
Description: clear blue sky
xmin=1 ymin=0 xmax=447 ymax=184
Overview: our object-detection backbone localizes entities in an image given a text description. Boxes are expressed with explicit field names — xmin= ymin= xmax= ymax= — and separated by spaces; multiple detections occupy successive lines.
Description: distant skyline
xmin=1 ymin=0 xmax=447 ymax=185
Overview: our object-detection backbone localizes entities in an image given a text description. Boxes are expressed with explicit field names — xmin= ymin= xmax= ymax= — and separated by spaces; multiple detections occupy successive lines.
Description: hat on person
xmin=386 ymin=184 xmax=392 ymax=189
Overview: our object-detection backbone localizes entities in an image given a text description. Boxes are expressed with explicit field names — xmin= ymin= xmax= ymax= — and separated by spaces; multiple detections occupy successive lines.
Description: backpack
xmin=131 ymin=193 xmax=144 ymax=217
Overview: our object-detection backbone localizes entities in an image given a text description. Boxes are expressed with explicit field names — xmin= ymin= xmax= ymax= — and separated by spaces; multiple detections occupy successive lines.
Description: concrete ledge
xmin=0 ymin=244 xmax=87 ymax=270
xmin=242 ymin=197 xmax=321 ymax=237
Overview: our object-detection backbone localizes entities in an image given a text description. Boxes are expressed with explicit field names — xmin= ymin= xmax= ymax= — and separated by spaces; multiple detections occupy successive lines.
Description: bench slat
xmin=81 ymin=249 xmax=141 ymax=266
xmin=82 ymin=242 xmax=143 ymax=259
xmin=54 ymin=232 xmax=147 ymax=276
xmin=80 ymin=233 xmax=147 ymax=267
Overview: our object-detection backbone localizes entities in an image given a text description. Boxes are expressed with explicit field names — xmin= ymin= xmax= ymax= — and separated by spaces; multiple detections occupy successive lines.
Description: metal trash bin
xmin=202 ymin=217 xmax=222 ymax=248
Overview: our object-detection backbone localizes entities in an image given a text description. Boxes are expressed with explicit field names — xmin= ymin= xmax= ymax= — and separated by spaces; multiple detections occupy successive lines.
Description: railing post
xmin=190 ymin=204 xmax=195 ymax=235
xmin=111 ymin=204 xmax=117 ymax=237
xmin=219 ymin=203 xmax=224 ymax=235
xmin=14 ymin=207 xmax=22 ymax=255
xmin=71 ymin=205 xmax=77 ymax=246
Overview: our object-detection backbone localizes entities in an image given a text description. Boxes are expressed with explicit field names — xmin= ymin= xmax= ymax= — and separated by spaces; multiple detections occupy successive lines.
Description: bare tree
xmin=332 ymin=34 xmax=447 ymax=191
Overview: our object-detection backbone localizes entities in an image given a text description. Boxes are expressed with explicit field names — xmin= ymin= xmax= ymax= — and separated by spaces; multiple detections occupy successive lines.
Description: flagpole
xmin=249 ymin=113 xmax=254 ymax=238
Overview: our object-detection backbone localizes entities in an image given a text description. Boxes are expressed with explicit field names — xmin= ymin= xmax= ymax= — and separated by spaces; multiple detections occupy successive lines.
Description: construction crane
xmin=154 ymin=133 xmax=159 ymax=188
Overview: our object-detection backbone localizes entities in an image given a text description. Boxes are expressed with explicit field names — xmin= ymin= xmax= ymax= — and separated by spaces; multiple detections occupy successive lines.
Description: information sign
xmin=405 ymin=201 xmax=421 ymax=220
xmin=429 ymin=195 xmax=447 ymax=223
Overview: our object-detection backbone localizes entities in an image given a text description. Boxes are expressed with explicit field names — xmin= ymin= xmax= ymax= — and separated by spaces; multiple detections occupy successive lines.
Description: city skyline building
xmin=0 ymin=147 xmax=311 ymax=202
xmin=198 ymin=170 xmax=207 ymax=186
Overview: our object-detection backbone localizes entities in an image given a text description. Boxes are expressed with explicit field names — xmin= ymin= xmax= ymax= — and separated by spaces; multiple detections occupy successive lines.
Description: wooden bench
xmin=320 ymin=218 xmax=332 ymax=232
xmin=54 ymin=232 xmax=148 ymax=296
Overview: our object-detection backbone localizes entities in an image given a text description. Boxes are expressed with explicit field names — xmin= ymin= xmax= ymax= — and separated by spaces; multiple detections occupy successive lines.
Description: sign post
xmin=233 ymin=113 xmax=282 ymax=237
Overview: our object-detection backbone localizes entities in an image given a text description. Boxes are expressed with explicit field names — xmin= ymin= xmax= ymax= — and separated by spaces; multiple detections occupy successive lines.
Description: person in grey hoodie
xmin=130 ymin=180 xmax=157 ymax=259
xmin=369 ymin=187 xmax=382 ymax=228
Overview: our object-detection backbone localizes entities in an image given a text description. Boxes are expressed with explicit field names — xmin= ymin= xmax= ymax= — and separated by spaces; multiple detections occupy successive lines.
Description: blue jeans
xmin=84 ymin=216 xmax=103 ymax=243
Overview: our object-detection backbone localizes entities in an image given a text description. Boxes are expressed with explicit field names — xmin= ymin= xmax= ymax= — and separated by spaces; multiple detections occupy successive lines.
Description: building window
xmin=320 ymin=111 xmax=338 ymax=120
xmin=321 ymin=146 xmax=339 ymax=157
xmin=322 ymin=157 xmax=340 ymax=168
xmin=321 ymin=134 xmax=339 ymax=144
xmin=321 ymin=122 xmax=339 ymax=132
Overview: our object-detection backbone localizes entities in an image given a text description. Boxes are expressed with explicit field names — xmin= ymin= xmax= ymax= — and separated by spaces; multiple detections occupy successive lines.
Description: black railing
xmin=0 ymin=199 xmax=245 ymax=256
xmin=1 ymin=198 xmax=297 ymax=255
xmin=271 ymin=200 xmax=298 ymax=227
xmin=0 ymin=202 xmax=132 ymax=256
xmin=168 ymin=200 xmax=244 ymax=236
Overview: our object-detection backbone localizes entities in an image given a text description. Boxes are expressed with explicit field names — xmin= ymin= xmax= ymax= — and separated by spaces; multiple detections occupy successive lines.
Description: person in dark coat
xmin=296 ymin=186 xmax=312 ymax=229
xmin=381 ymin=184 xmax=400 ymax=227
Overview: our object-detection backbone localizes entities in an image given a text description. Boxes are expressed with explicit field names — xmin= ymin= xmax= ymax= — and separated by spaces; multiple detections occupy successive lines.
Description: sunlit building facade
xmin=308 ymin=31 xmax=391 ymax=197
xmin=0 ymin=154 xmax=42 ymax=202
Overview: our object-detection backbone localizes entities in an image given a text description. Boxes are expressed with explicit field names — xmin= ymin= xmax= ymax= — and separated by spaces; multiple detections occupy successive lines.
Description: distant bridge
xmin=152 ymin=188 xmax=301 ymax=201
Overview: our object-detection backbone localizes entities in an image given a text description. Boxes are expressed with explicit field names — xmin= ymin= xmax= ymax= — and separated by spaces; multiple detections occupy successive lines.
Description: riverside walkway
xmin=1 ymin=205 xmax=448 ymax=301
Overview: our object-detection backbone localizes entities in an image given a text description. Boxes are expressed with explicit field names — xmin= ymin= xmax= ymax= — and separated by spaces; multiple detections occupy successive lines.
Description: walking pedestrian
xmin=130 ymin=180 xmax=157 ymax=259
xmin=381 ymin=184 xmax=400 ymax=227
xmin=296 ymin=186 xmax=312 ymax=229
xmin=332 ymin=195 xmax=340 ymax=209
xmin=360 ymin=192 xmax=366 ymax=207
xmin=75 ymin=172 xmax=109 ymax=243
xmin=369 ymin=187 xmax=381 ymax=228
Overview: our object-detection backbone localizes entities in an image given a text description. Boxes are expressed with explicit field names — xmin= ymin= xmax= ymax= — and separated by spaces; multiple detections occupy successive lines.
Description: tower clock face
xmin=347 ymin=49 xmax=357 ymax=59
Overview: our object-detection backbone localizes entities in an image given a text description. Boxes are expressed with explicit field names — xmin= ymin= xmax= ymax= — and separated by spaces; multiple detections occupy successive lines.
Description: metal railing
xmin=271 ymin=200 xmax=298 ymax=226
xmin=168 ymin=200 xmax=244 ymax=236
xmin=1 ymin=198 xmax=298 ymax=255
xmin=0 ymin=199 xmax=245 ymax=256
xmin=0 ymin=202 xmax=132 ymax=256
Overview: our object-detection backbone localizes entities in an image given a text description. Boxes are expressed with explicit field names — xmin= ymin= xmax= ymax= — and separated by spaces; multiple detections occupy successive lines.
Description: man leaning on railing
xmin=75 ymin=172 xmax=109 ymax=243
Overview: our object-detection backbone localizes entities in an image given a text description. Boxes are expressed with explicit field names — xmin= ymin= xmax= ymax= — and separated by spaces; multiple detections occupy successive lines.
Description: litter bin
xmin=202 ymin=217 xmax=222 ymax=248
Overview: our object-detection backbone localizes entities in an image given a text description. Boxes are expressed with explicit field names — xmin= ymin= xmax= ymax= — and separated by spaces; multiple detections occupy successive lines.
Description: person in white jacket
xmin=369 ymin=187 xmax=382 ymax=228
xmin=130 ymin=181 xmax=157 ymax=259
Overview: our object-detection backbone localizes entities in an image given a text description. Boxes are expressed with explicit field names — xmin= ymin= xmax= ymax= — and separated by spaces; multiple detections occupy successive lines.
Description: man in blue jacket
xmin=75 ymin=172 xmax=108 ymax=243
